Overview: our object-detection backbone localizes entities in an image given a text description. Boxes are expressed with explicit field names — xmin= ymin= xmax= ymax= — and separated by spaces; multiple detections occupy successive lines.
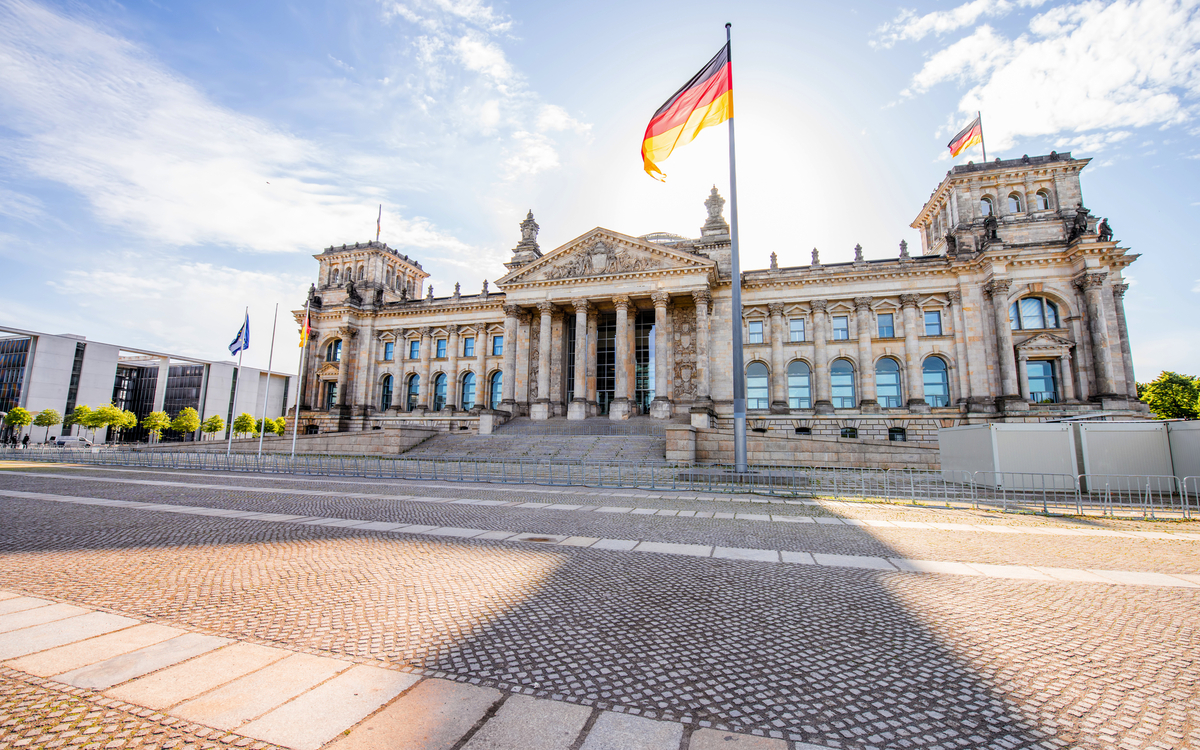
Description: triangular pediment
xmin=497 ymin=228 xmax=714 ymax=286
xmin=1015 ymin=332 xmax=1074 ymax=352
xmin=317 ymin=362 xmax=340 ymax=378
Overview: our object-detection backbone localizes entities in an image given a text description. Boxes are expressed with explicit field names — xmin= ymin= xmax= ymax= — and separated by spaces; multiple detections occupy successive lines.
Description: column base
xmin=813 ymin=400 xmax=835 ymax=415
xmin=567 ymin=400 xmax=588 ymax=421
xmin=906 ymin=398 xmax=931 ymax=414
xmin=769 ymin=401 xmax=789 ymax=415
xmin=997 ymin=395 xmax=1030 ymax=412
xmin=499 ymin=399 xmax=517 ymax=416
xmin=608 ymin=398 xmax=632 ymax=421
xmin=587 ymin=401 xmax=600 ymax=417
xmin=650 ymin=397 xmax=673 ymax=419
xmin=859 ymin=399 xmax=881 ymax=414
xmin=530 ymin=400 xmax=552 ymax=421
xmin=1095 ymin=396 xmax=1129 ymax=410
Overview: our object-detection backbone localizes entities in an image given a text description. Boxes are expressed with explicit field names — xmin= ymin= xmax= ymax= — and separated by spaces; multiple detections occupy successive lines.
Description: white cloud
xmin=453 ymin=32 xmax=513 ymax=85
xmin=903 ymin=0 xmax=1200 ymax=151
xmin=874 ymin=0 xmax=1048 ymax=48
xmin=0 ymin=0 xmax=472 ymax=255
xmin=1193 ymin=278 xmax=1200 ymax=292
xmin=502 ymin=131 xmax=560 ymax=179
xmin=536 ymin=104 xmax=592 ymax=135
xmin=0 ymin=186 xmax=45 ymax=222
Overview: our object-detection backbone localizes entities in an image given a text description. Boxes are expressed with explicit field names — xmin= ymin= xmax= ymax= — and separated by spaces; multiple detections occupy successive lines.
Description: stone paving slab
xmin=238 ymin=664 xmax=420 ymax=750
xmin=107 ymin=641 xmax=289 ymax=709
xmin=713 ymin=546 xmax=780 ymax=563
xmin=689 ymin=729 xmax=787 ymax=749
xmin=0 ymin=611 xmax=137 ymax=660
xmin=326 ymin=677 xmax=502 ymax=750
xmin=55 ymin=632 xmax=230 ymax=689
xmin=579 ymin=710 xmax=684 ymax=750
xmin=0 ymin=602 xmax=89 ymax=633
xmin=172 ymin=651 xmax=351 ymax=730
xmin=5 ymin=623 xmax=184 ymax=676
xmin=461 ymin=694 xmax=592 ymax=750
xmin=0 ymin=596 xmax=52 ymax=615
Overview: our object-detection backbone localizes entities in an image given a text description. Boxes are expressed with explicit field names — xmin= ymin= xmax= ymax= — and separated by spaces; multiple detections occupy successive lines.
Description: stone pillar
xmin=899 ymin=295 xmax=928 ymax=412
xmin=984 ymin=279 xmax=1024 ymax=409
xmin=501 ymin=306 xmax=520 ymax=412
xmin=811 ymin=299 xmax=833 ymax=414
xmin=854 ymin=297 xmax=878 ymax=412
xmin=417 ymin=326 xmax=431 ymax=411
xmin=531 ymin=301 xmax=555 ymax=420
xmin=446 ymin=324 xmax=459 ymax=412
xmin=610 ymin=295 xmax=633 ymax=420
xmin=569 ymin=299 xmax=590 ymax=421
xmin=948 ymin=290 xmax=971 ymax=404
xmin=651 ymin=292 xmax=672 ymax=419
xmin=1017 ymin=353 xmax=1031 ymax=400
xmin=1076 ymin=272 xmax=1118 ymax=399
xmin=1059 ymin=353 xmax=1077 ymax=402
xmin=475 ymin=355 xmax=487 ymax=410
xmin=336 ymin=326 xmax=357 ymax=408
xmin=692 ymin=289 xmax=712 ymax=406
xmin=586 ymin=311 xmax=598 ymax=415
xmin=767 ymin=302 xmax=787 ymax=413
xmin=1112 ymin=283 xmax=1137 ymax=398
xmin=153 ymin=356 xmax=170 ymax=413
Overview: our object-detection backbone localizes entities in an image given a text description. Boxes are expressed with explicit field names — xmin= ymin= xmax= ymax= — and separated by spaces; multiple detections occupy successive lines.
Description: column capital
xmin=1111 ymin=282 xmax=1129 ymax=298
xmin=418 ymin=326 xmax=431 ymax=337
xmin=503 ymin=304 xmax=523 ymax=319
xmin=1073 ymin=271 xmax=1107 ymax=291
xmin=899 ymin=293 xmax=921 ymax=309
xmin=651 ymin=291 xmax=671 ymax=308
xmin=572 ymin=298 xmax=590 ymax=314
xmin=1018 ymin=352 xmax=1029 ymax=361
xmin=983 ymin=278 xmax=1012 ymax=298
xmin=612 ymin=295 xmax=631 ymax=311
xmin=691 ymin=288 xmax=711 ymax=307
xmin=447 ymin=324 xmax=459 ymax=336
xmin=947 ymin=289 xmax=962 ymax=304
xmin=336 ymin=325 xmax=358 ymax=339
xmin=853 ymin=296 xmax=873 ymax=312
xmin=767 ymin=301 xmax=786 ymax=317
xmin=537 ymin=300 xmax=556 ymax=315
xmin=810 ymin=298 xmax=828 ymax=313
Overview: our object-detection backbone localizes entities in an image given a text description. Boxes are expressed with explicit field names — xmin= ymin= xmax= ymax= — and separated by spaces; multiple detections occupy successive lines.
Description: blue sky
xmin=1 ymin=0 xmax=1197 ymax=377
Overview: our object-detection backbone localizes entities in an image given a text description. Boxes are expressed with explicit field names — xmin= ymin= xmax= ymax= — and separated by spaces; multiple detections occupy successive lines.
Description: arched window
xmin=980 ymin=197 xmax=994 ymax=216
xmin=326 ymin=340 xmax=341 ymax=362
xmin=357 ymin=266 xmax=366 ymax=281
xmin=888 ymin=427 xmax=907 ymax=442
xmin=1008 ymin=193 xmax=1023 ymax=213
xmin=1035 ymin=190 xmax=1050 ymax=210
xmin=330 ymin=268 xmax=339 ymax=285
xmin=384 ymin=269 xmax=392 ymax=286
xmin=875 ymin=357 xmax=902 ymax=408
xmin=831 ymin=359 xmax=856 ymax=408
xmin=406 ymin=374 xmax=420 ymax=411
xmin=380 ymin=374 xmax=393 ymax=411
xmin=1009 ymin=297 xmax=1060 ymax=330
xmin=923 ymin=356 xmax=950 ymax=407
xmin=746 ymin=362 xmax=769 ymax=410
xmin=432 ymin=373 xmax=447 ymax=411
xmin=461 ymin=372 xmax=476 ymax=410
xmin=787 ymin=361 xmax=811 ymax=409
xmin=489 ymin=372 xmax=503 ymax=409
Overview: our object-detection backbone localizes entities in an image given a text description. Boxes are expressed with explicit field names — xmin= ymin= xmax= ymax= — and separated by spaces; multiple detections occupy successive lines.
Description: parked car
xmin=54 ymin=436 xmax=93 ymax=448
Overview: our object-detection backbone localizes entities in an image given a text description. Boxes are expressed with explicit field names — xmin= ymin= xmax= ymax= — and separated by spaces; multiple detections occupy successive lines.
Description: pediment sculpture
xmin=543 ymin=241 xmax=665 ymax=280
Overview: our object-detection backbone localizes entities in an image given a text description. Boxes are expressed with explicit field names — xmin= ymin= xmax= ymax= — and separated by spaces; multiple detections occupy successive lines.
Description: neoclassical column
xmin=651 ymin=292 xmax=672 ymax=418
xmin=768 ymin=302 xmax=787 ymax=412
xmin=586 ymin=310 xmax=598 ymax=414
xmin=568 ymin=299 xmax=589 ymax=421
xmin=475 ymin=347 xmax=487 ymax=410
xmin=501 ymin=305 xmax=520 ymax=411
xmin=984 ymin=278 xmax=1022 ymax=407
xmin=446 ymin=324 xmax=460 ymax=412
xmin=692 ymin=289 xmax=712 ymax=407
xmin=854 ymin=297 xmax=878 ymax=411
xmin=811 ymin=299 xmax=833 ymax=414
xmin=1059 ymin=352 xmax=1077 ymax=402
xmin=1075 ymin=272 xmax=1118 ymax=398
xmin=948 ymin=290 xmax=971 ymax=403
xmin=899 ymin=295 xmax=927 ymax=410
xmin=1017 ymin=352 xmax=1031 ymax=400
xmin=531 ymin=301 xmax=555 ymax=420
xmin=336 ymin=325 xmax=357 ymax=408
xmin=417 ymin=326 xmax=432 ymax=410
xmin=610 ymin=295 xmax=632 ymax=420
xmin=1112 ymin=283 xmax=1137 ymax=398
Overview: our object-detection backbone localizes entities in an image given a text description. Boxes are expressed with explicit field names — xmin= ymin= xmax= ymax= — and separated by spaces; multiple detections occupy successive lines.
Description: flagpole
xmin=725 ymin=22 xmax=748 ymax=474
xmin=227 ymin=306 xmax=247 ymax=456
xmin=291 ymin=298 xmax=311 ymax=459
xmin=257 ymin=303 xmax=279 ymax=457
xmin=978 ymin=111 xmax=987 ymax=162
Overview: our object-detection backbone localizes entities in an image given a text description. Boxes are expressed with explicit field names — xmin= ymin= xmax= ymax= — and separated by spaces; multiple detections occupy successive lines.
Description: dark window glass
xmin=380 ymin=375 xmax=393 ymax=410
xmin=325 ymin=382 xmax=338 ymax=410
xmin=327 ymin=340 xmax=341 ymax=362
xmin=433 ymin=373 xmax=447 ymax=410
xmin=384 ymin=342 xmax=394 ymax=361
xmin=489 ymin=372 xmax=503 ymax=409
xmin=888 ymin=427 xmax=907 ymax=442
xmin=461 ymin=372 xmax=476 ymax=409
xmin=436 ymin=339 xmax=447 ymax=358
xmin=406 ymin=374 xmax=420 ymax=411
xmin=1028 ymin=360 xmax=1058 ymax=403
xmin=492 ymin=336 xmax=504 ymax=356
xmin=840 ymin=427 xmax=858 ymax=439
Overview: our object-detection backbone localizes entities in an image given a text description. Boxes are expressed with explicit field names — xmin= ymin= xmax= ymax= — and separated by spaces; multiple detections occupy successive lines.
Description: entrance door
xmin=596 ymin=314 xmax=615 ymax=414
xmin=634 ymin=310 xmax=656 ymax=413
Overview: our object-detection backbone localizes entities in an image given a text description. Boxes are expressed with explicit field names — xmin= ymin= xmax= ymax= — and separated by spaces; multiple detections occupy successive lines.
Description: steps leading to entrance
xmin=494 ymin=416 xmax=680 ymax=437
xmin=401 ymin=418 xmax=672 ymax=463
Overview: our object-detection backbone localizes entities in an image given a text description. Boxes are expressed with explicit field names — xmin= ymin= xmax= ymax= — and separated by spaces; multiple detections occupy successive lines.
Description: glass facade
xmin=595 ymin=315 xmax=615 ymax=414
xmin=111 ymin=363 xmax=158 ymax=442
xmin=0 ymin=337 xmax=31 ymax=413
xmin=634 ymin=310 xmax=655 ymax=413
xmin=63 ymin=342 xmax=86 ymax=415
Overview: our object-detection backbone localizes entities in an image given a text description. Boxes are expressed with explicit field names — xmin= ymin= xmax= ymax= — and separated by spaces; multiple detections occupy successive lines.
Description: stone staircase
xmin=400 ymin=416 xmax=679 ymax=463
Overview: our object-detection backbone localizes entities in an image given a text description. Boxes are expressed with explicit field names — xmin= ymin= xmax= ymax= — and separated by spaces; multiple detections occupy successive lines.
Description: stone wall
xmin=139 ymin=428 xmax=436 ymax=456
xmin=687 ymin=427 xmax=940 ymax=470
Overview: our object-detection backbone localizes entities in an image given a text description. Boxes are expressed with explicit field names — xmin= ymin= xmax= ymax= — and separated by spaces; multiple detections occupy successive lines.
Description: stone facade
xmin=291 ymin=152 xmax=1145 ymax=450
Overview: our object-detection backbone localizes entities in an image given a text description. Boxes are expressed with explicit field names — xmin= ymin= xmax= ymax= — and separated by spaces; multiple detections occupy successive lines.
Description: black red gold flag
xmin=948 ymin=116 xmax=983 ymax=157
xmin=641 ymin=44 xmax=733 ymax=180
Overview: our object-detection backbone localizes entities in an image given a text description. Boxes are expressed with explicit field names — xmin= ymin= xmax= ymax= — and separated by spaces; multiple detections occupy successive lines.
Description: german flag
xmin=947 ymin=115 xmax=983 ymax=158
xmin=642 ymin=44 xmax=733 ymax=180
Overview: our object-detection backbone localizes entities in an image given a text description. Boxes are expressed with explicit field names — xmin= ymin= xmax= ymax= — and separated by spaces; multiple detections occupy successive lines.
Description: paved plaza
xmin=0 ymin=463 xmax=1197 ymax=750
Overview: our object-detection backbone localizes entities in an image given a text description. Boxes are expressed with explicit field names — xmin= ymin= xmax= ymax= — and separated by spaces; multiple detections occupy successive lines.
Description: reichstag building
xmin=293 ymin=152 xmax=1143 ymax=448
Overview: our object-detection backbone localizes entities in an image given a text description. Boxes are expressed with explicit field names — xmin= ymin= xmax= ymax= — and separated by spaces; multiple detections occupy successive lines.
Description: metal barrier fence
xmin=1 ymin=447 xmax=1196 ymax=518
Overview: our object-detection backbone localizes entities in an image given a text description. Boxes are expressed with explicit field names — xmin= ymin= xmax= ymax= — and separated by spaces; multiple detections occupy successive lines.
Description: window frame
xmin=463 ymin=337 xmax=475 ymax=357
xmin=432 ymin=373 xmax=447 ymax=411
xmin=326 ymin=340 xmax=341 ymax=362
xmin=786 ymin=360 xmax=811 ymax=409
xmin=831 ymin=315 xmax=850 ymax=341
xmin=875 ymin=357 xmax=902 ymax=408
xmin=745 ymin=361 xmax=769 ymax=410
xmin=1009 ymin=297 xmax=1061 ymax=331
xmin=840 ymin=427 xmax=858 ymax=439
xmin=405 ymin=374 xmax=419 ymax=411
xmin=1008 ymin=192 xmax=1023 ymax=213
xmin=877 ymin=313 xmax=895 ymax=339
xmin=1035 ymin=190 xmax=1051 ymax=210
xmin=409 ymin=340 xmax=420 ymax=360
xmin=923 ymin=356 xmax=951 ymax=408
xmin=460 ymin=371 xmax=476 ymax=410
xmin=380 ymin=374 xmax=393 ymax=411
xmin=491 ymin=335 xmax=504 ymax=356
xmin=489 ymin=371 xmax=503 ymax=409
xmin=383 ymin=342 xmax=394 ymax=361
xmin=923 ymin=309 xmax=943 ymax=336
xmin=1027 ymin=360 xmax=1059 ymax=403
xmin=436 ymin=339 xmax=447 ymax=358
xmin=788 ymin=318 xmax=805 ymax=343
xmin=830 ymin=358 xmax=856 ymax=408
xmin=748 ymin=320 xmax=764 ymax=345
xmin=980 ymin=196 xmax=994 ymax=216
xmin=888 ymin=427 xmax=907 ymax=442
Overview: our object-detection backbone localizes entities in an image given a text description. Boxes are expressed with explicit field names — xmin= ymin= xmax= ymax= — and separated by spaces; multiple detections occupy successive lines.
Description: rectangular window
xmin=924 ymin=310 xmax=943 ymax=336
xmin=748 ymin=320 xmax=764 ymax=344
xmin=409 ymin=340 xmax=419 ymax=360
xmin=383 ymin=342 xmax=394 ymax=361
xmin=492 ymin=335 xmax=504 ymax=356
xmin=877 ymin=313 xmax=895 ymax=338
xmin=832 ymin=316 xmax=849 ymax=341
xmin=789 ymin=318 xmax=805 ymax=342
xmin=463 ymin=337 xmax=475 ymax=357
xmin=436 ymin=339 xmax=447 ymax=358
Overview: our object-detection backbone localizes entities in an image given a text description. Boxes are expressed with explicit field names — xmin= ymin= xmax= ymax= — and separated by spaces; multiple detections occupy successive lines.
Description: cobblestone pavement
xmin=0 ymin=466 xmax=1198 ymax=750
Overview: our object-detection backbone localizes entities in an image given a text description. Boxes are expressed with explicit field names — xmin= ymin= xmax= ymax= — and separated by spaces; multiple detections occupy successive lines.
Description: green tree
xmin=119 ymin=410 xmax=138 ymax=431
xmin=32 ymin=408 xmax=62 ymax=442
xmin=4 ymin=407 xmax=32 ymax=441
xmin=64 ymin=404 xmax=92 ymax=437
xmin=255 ymin=417 xmax=286 ymax=437
xmin=1138 ymin=371 xmax=1199 ymax=420
xmin=232 ymin=412 xmax=256 ymax=438
xmin=200 ymin=414 xmax=224 ymax=440
xmin=141 ymin=411 xmax=171 ymax=442
xmin=273 ymin=416 xmax=288 ymax=435
xmin=88 ymin=404 xmax=125 ymax=441
xmin=170 ymin=407 xmax=200 ymax=436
